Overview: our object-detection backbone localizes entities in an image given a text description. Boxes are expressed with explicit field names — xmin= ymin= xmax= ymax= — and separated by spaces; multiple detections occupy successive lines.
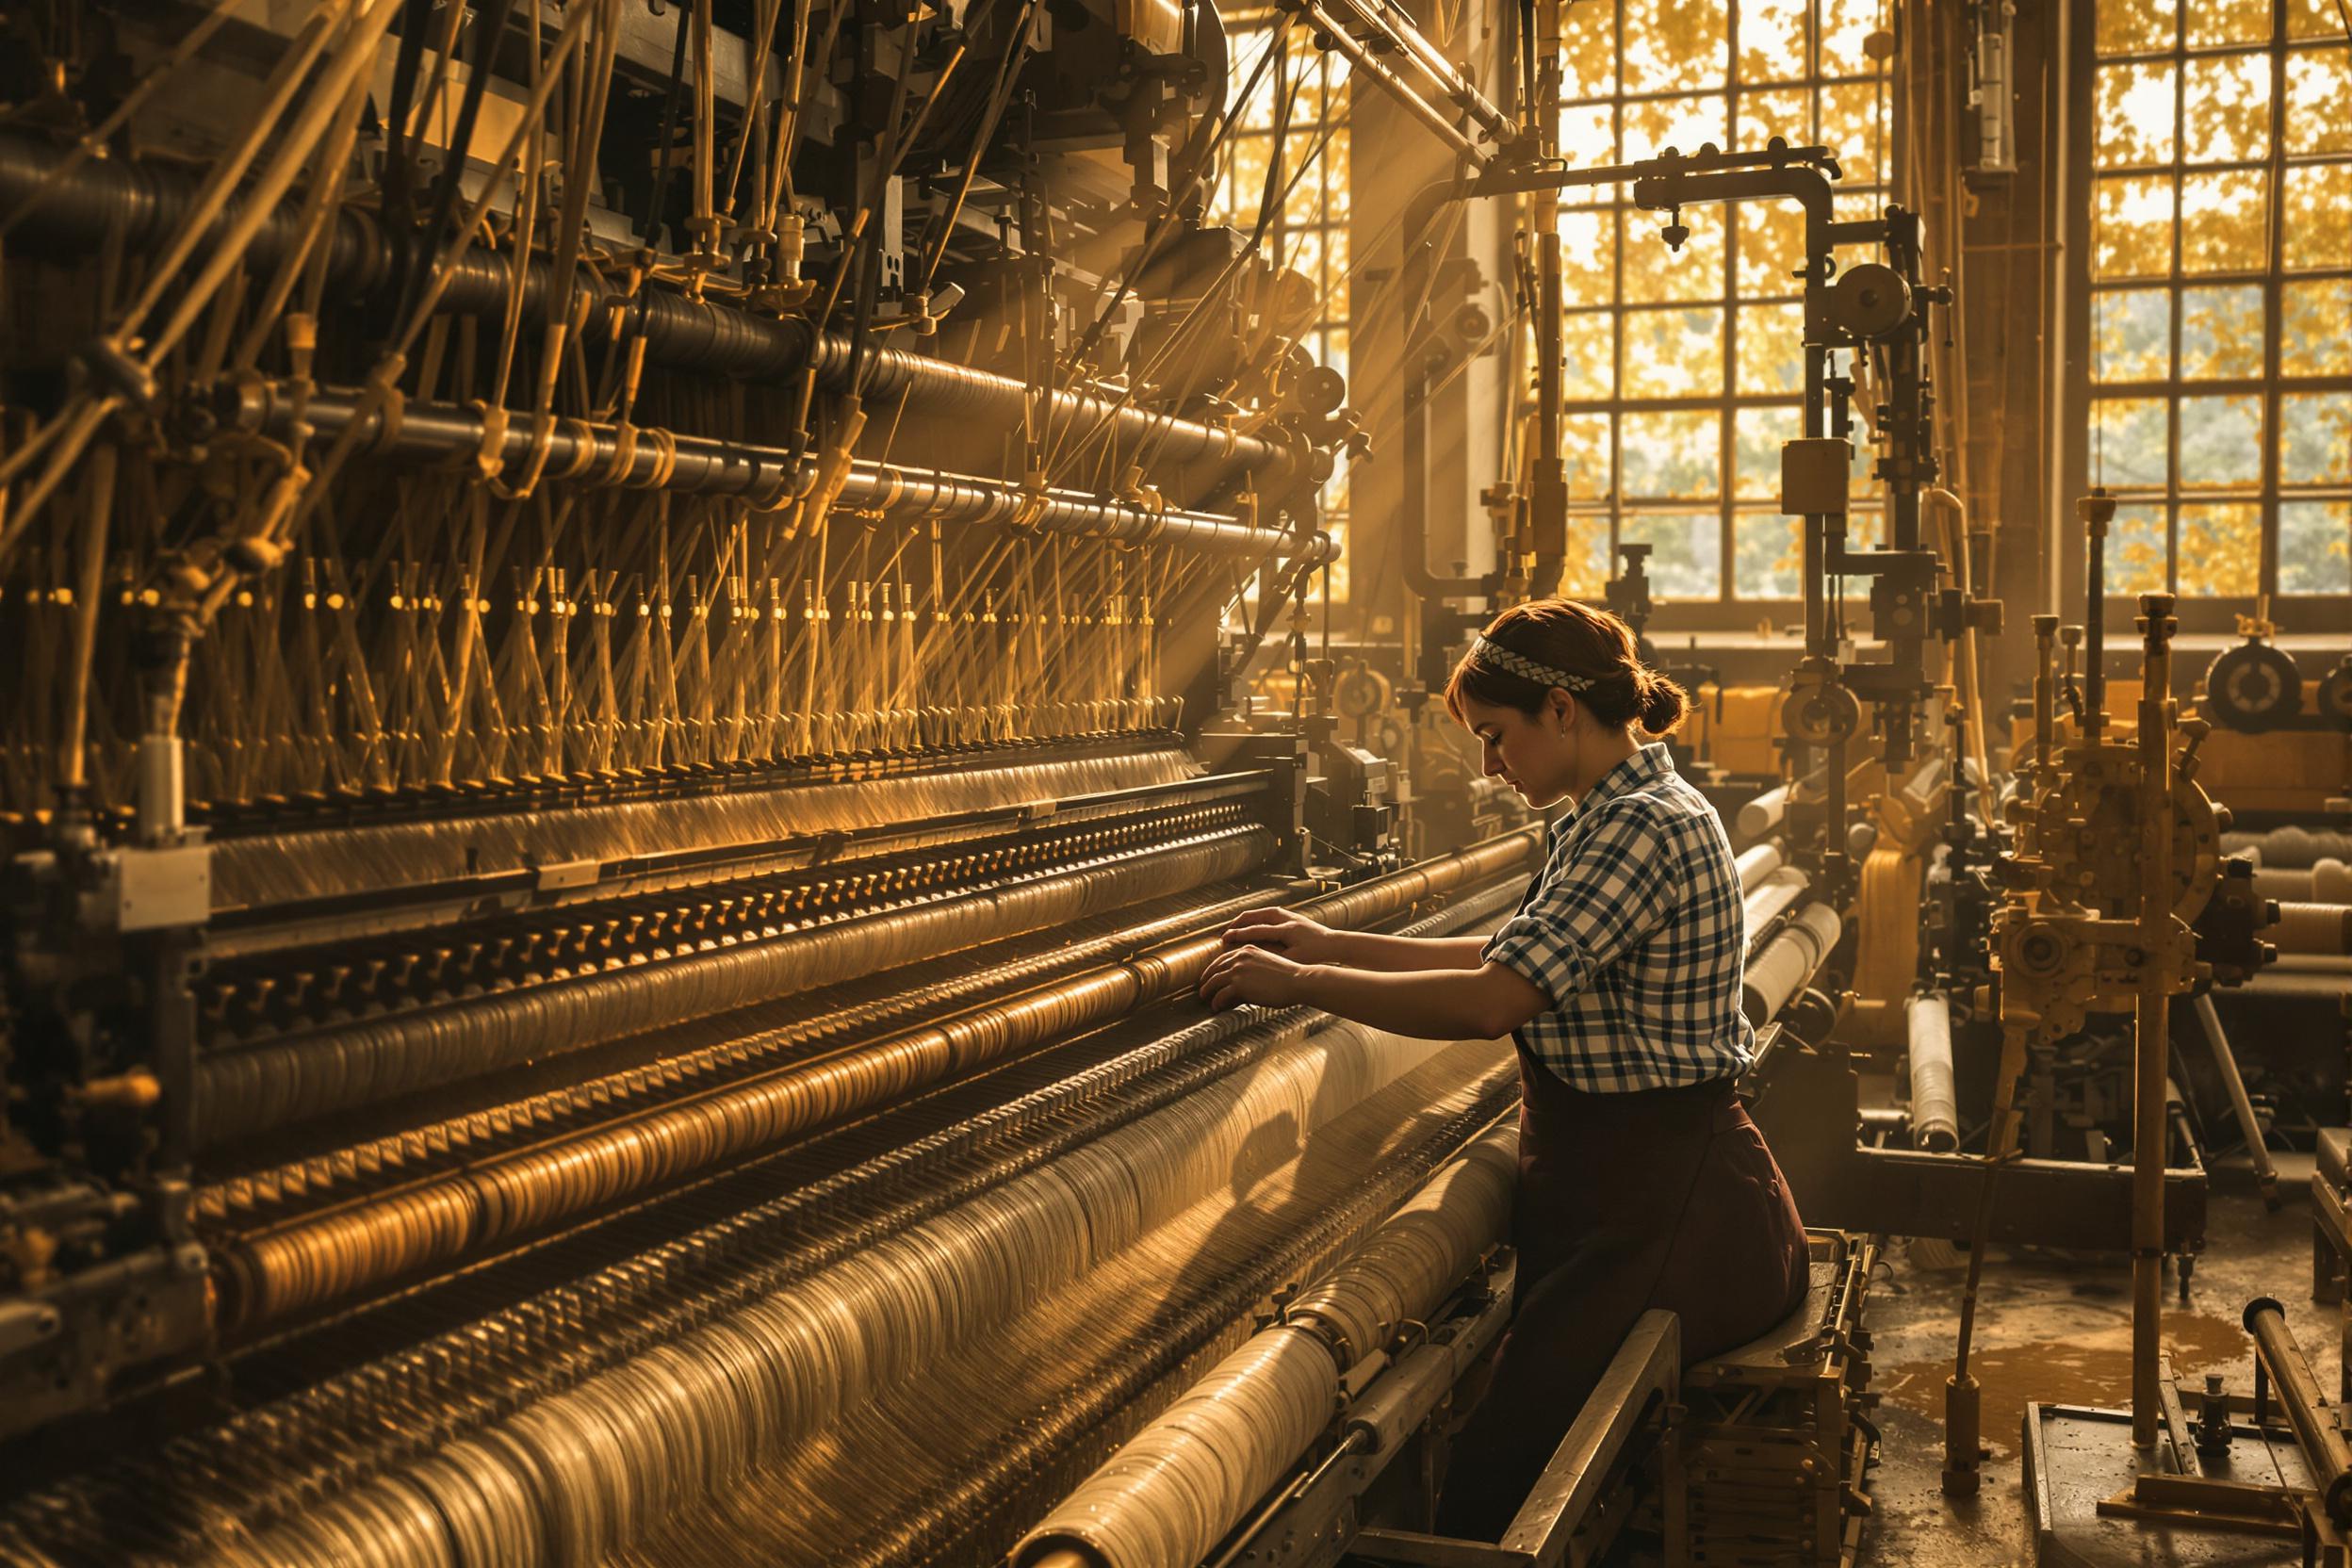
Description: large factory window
xmin=2082 ymin=0 xmax=2352 ymax=603
xmin=1551 ymin=0 xmax=1894 ymax=608
xmin=1209 ymin=9 xmax=1355 ymax=604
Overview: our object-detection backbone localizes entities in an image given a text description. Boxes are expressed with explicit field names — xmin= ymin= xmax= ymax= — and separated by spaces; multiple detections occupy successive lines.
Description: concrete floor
xmin=1857 ymin=1155 xmax=2335 ymax=1567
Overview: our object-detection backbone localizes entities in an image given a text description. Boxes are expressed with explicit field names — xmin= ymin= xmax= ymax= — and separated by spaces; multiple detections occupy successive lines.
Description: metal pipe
xmin=218 ymin=383 xmax=1326 ymax=561
xmin=2031 ymin=614 xmax=2060 ymax=780
xmin=2193 ymin=993 xmax=2280 ymax=1209
xmin=1907 ymin=990 xmax=1959 ymax=1152
xmin=2244 ymin=1297 xmax=2352 ymax=1525
xmin=2083 ymin=490 xmax=2114 ymax=743
xmin=0 ymin=132 xmax=1307 ymax=491
xmin=2132 ymin=591 xmax=2176 ymax=1449
xmin=1297 ymin=1 xmax=1485 ymax=163
xmin=1322 ymin=0 xmax=1513 ymax=143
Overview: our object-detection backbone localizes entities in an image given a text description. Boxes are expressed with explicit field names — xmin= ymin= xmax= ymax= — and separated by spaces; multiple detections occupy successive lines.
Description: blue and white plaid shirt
xmin=1483 ymin=743 xmax=1755 ymax=1092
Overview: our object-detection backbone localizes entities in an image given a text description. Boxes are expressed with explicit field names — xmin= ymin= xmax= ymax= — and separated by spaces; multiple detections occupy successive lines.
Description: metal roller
xmin=1742 ymin=902 xmax=1843 ymax=1025
xmin=1906 ymin=990 xmax=1960 ymax=1152
xmin=1014 ymin=1122 xmax=1520 ymax=1568
xmin=1743 ymin=866 xmax=1812 ymax=937
xmin=2251 ymin=858 xmax=2352 ymax=904
xmin=2275 ymin=902 xmax=2352 ymax=957
xmin=1734 ymin=841 xmax=1785 ymax=895
xmin=2223 ymin=826 xmax=2352 ymax=869
xmin=195 ymin=823 xmax=1274 ymax=1144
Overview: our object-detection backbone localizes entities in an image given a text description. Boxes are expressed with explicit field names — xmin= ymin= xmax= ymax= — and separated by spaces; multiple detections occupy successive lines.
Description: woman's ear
xmin=1549 ymin=689 xmax=1576 ymax=732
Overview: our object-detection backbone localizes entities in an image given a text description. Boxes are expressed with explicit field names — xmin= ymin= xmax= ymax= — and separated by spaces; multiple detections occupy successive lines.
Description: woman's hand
xmin=1198 ymin=944 xmax=1314 ymax=1011
xmin=1217 ymin=906 xmax=1342 ymax=966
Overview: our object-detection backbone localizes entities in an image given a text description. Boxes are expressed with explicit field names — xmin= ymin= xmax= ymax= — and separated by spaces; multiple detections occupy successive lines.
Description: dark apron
xmin=1433 ymin=1040 xmax=1811 ymax=1539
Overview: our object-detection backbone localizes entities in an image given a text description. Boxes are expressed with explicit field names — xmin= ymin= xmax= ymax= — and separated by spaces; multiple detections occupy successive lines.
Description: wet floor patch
xmin=1877 ymin=1310 xmax=2257 ymax=1459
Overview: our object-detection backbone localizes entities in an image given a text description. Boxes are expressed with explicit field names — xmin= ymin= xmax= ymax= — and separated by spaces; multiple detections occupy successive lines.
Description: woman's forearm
xmin=1326 ymin=932 xmax=1490 ymax=972
xmin=1292 ymin=962 xmax=1543 ymax=1041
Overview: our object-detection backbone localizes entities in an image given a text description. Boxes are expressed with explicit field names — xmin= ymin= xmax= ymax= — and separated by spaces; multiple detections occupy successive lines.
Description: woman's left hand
xmin=1198 ymin=944 xmax=1312 ymax=1011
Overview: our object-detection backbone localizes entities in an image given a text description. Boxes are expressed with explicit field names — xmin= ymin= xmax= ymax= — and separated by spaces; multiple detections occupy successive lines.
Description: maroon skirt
xmin=1434 ymin=1043 xmax=1810 ymax=1539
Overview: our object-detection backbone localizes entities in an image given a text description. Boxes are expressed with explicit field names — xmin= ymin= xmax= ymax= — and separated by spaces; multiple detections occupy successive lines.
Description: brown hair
xmin=1442 ymin=597 xmax=1690 ymax=735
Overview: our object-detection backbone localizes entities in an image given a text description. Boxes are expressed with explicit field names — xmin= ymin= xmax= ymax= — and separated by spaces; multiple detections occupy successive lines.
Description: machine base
xmin=2025 ymin=1396 xmax=2327 ymax=1567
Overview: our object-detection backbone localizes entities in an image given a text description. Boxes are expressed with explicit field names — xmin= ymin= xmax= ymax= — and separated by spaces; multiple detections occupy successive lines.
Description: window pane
xmin=1564 ymin=414 xmax=1613 ymax=498
xmin=1733 ymin=406 xmax=1797 ymax=498
xmin=1737 ymin=202 xmax=1807 ymax=295
xmin=1622 ymin=306 xmax=1726 ymax=396
xmin=1819 ymin=81 xmax=1886 ymax=185
xmin=1560 ymin=519 xmax=1615 ymax=598
xmin=1559 ymin=208 xmax=1620 ymax=306
xmin=2108 ymin=502 xmax=2172 ymax=593
xmin=2282 ymin=278 xmax=2352 ymax=375
xmin=2098 ymin=62 xmax=2180 ymax=166
xmin=1560 ymin=0 xmax=1617 ymax=99
xmin=1624 ymin=0 xmax=1728 ymax=92
xmin=2093 ymin=397 xmax=2172 ymax=486
xmin=2178 ymin=393 xmax=2263 ymax=485
xmin=1622 ymin=513 xmax=1723 ymax=597
xmin=1560 ymin=102 xmax=1617 ymax=165
xmin=2185 ymin=0 xmax=2271 ymax=46
xmin=2179 ymin=285 xmax=2265 ymax=378
xmin=2099 ymin=0 xmax=2179 ymax=54
xmin=2176 ymin=502 xmax=2262 ymax=593
xmin=1739 ymin=303 xmax=1806 ymax=391
xmin=1624 ymin=205 xmax=1724 ymax=304
xmin=1624 ymin=93 xmax=1730 ymax=158
xmin=2181 ymin=53 xmax=2272 ymax=163
xmin=2093 ymin=286 xmax=2173 ymax=381
xmin=1844 ymin=507 xmax=1886 ymax=550
xmin=1734 ymin=514 xmax=1804 ymax=597
xmin=1821 ymin=0 xmax=1888 ymax=77
xmin=2289 ymin=0 xmax=2344 ymax=40
xmin=1561 ymin=310 xmax=1617 ymax=400
xmin=2278 ymin=501 xmax=2352 ymax=593
xmin=2180 ymin=169 xmax=2267 ymax=271
xmin=1620 ymin=411 xmax=1722 ymax=498
xmin=2286 ymin=47 xmax=2352 ymax=155
xmin=1738 ymin=87 xmax=1811 ymax=149
xmin=2096 ymin=175 xmax=2176 ymax=278
xmin=1739 ymin=0 xmax=1810 ymax=82
xmin=2281 ymin=164 xmax=2352 ymax=269
xmin=2280 ymin=392 xmax=2352 ymax=484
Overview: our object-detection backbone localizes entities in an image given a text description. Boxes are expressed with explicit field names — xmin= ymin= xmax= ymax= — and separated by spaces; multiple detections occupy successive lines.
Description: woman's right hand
xmin=1218 ymin=906 xmax=1343 ymax=966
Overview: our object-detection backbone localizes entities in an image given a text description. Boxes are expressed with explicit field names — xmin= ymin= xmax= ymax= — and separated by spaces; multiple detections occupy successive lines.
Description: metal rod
xmin=1295 ymin=1 xmax=1485 ymax=163
xmin=217 ymin=383 xmax=1327 ymax=562
xmin=2132 ymin=590 xmax=2177 ymax=1449
xmin=2244 ymin=1297 xmax=2352 ymax=1525
xmin=2195 ymin=992 xmax=2282 ymax=1209
xmin=2082 ymin=488 xmax=2115 ymax=743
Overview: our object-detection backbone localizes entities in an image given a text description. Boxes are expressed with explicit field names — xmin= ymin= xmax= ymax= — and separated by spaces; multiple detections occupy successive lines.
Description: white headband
xmin=1469 ymin=634 xmax=1594 ymax=692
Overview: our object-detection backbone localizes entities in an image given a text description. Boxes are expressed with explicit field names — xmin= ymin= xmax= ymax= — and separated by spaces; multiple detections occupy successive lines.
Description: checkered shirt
xmin=1483 ymin=743 xmax=1756 ymax=1092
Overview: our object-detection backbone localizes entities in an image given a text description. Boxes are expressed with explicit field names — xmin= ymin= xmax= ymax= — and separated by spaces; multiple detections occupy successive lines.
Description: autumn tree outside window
xmin=2082 ymin=0 xmax=2352 ymax=605
xmin=1546 ymin=0 xmax=1896 ymax=611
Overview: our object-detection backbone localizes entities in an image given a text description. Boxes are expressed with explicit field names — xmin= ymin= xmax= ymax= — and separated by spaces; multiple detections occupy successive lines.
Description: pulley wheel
xmin=2319 ymin=655 xmax=2352 ymax=727
xmin=1830 ymin=263 xmax=1913 ymax=339
xmin=2202 ymin=639 xmax=2303 ymax=732
xmin=1781 ymin=680 xmax=1862 ymax=745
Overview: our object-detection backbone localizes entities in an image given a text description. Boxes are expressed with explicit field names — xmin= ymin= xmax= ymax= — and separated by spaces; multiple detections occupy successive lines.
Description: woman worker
xmin=1197 ymin=596 xmax=1809 ymax=1538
